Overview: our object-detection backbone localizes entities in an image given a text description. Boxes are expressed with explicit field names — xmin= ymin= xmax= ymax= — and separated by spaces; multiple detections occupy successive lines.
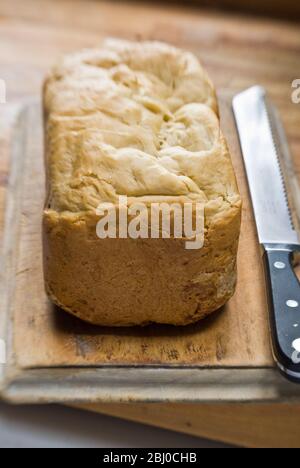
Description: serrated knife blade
xmin=233 ymin=85 xmax=298 ymax=245
xmin=233 ymin=86 xmax=300 ymax=383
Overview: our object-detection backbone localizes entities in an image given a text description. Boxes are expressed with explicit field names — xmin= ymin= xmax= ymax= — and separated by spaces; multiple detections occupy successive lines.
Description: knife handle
xmin=263 ymin=243 xmax=300 ymax=382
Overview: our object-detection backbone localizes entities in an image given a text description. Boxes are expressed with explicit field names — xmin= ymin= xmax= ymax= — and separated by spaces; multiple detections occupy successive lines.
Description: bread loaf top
xmin=44 ymin=39 xmax=240 ymax=224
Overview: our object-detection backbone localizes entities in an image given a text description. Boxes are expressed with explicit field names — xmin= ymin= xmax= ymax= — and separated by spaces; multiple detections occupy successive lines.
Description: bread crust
xmin=43 ymin=39 xmax=241 ymax=326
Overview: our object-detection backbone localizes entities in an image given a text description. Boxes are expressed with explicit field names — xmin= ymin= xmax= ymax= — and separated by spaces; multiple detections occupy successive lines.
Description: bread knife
xmin=233 ymin=86 xmax=300 ymax=382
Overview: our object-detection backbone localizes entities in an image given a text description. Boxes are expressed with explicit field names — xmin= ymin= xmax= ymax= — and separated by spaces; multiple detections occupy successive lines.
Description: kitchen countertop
xmin=0 ymin=403 xmax=228 ymax=448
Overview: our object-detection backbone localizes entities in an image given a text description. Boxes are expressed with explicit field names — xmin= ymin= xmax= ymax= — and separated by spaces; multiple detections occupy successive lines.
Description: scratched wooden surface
xmin=1 ymin=0 xmax=300 ymax=447
xmin=7 ymin=99 xmax=270 ymax=368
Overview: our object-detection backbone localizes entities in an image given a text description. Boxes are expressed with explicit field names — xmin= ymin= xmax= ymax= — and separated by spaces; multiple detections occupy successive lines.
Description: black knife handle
xmin=263 ymin=243 xmax=300 ymax=382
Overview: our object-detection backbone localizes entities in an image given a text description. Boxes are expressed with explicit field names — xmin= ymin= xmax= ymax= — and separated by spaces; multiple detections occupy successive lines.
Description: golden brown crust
xmin=43 ymin=39 xmax=241 ymax=326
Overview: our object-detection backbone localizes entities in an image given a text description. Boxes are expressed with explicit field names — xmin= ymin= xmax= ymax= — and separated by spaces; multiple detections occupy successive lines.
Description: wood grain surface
xmin=76 ymin=402 xmax=300 ymax=448
xmin=6 ymin=100 xmax=272 ymax=369
xmin=1 ymin=0 xmax=300 ymax=447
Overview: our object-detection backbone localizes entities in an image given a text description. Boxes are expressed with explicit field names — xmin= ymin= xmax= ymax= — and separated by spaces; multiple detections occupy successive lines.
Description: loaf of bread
xmin=43 ymin=39 xmax=241 ymax=326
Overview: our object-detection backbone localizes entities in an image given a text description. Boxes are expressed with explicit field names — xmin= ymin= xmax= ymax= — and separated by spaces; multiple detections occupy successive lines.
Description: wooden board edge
xmin=0 ymin=102 xmax=30 ymax=395
xmin=1 ymin=366 xmax=300 ymax=404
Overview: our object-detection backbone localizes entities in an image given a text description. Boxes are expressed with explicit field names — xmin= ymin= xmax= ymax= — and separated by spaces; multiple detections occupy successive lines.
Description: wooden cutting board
xmin=1 ymin=99 xmax=288 ymax=404
xmin=4 ymin=99 xmax=272 ymax=370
